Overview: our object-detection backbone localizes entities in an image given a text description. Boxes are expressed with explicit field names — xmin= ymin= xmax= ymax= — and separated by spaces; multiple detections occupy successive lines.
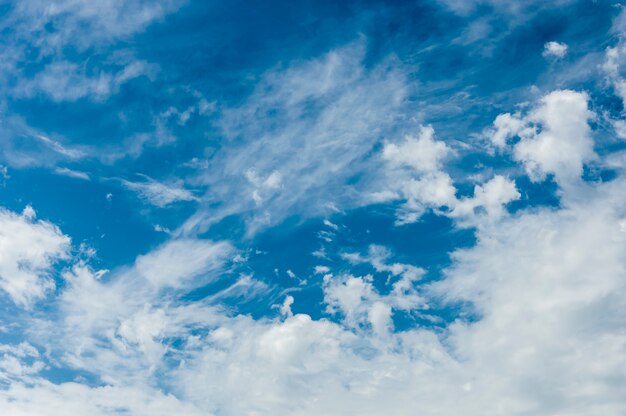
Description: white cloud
xmin=487 ymin=112 xmax=525 ymax=148
xmin=314 ymin=265 xmax=330 ymax=274
xmin=134 ymin=239 xmax=233 ymax=289
xmin=487 ymin=90 xmax=596 ymax=185
xmin=325 ymin=246 xmax=425 ymax=333
xmin=183 ymin=41 xmax=409 ymax=235
xmin=452 ymin=175 xmax=520 ymax=220
xmin=543 ymin=41 xmax=568 ymax=59
xmin=0 ymin=206 xmax=70 ymax=307
xmin=4 ymin=165 xmax=626 ymax=414
xmin=54 ymin=167 xmax=90 ymax=180
xmin=602 ymin=42 xmax=626 ymax=110
xmin=382 ymin=125 xmax=451 ymax=174
xmin=342 ymin=244 xmax=424 ymax=283
xmin=612 ymin=119 xmax=626 ymax=140
xmin=514 ymin=90 xmax=595 ymax=184
xmin=0 ymin=1 xmax=180 ymax=106
xmin=379 ymin=126 xmax=520 ymax=225
xmin=15 ymin=60 xmax=154 ymax=102
xmin=33 ymin=134 xmax=86 ymax=160
xmin=0 ymin=380 xmax=205 ymax=416
xmin=7 ymin=0 xmax=184 ymax=51
xmin=121 ymin=174 xmax=198 ymax=207
xmin=0 ymin=343 xmax=44 ymax=382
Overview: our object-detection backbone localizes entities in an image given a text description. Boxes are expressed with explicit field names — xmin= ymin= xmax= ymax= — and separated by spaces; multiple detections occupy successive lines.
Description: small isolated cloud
xmin=543 ymin=41 xmax=568 ymax=59
xmin=32 ymin=134 xmax=85 ymax=160
xmin=121 ymin=174 xmax=198 ymax=207
xmin=54 ymin=167 xmax=90 ymax=181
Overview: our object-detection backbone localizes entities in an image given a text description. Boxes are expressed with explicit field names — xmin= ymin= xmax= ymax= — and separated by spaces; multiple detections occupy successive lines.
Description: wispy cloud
xmin=120 ymin=174 xmax=199 ymax=207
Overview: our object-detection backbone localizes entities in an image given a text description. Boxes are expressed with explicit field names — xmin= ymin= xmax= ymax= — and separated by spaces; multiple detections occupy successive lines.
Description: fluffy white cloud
xmin=0 ymin=381 xmax=205 ymax=416
xmin=514 ymin=90 xmax=595 ymax=184
xmin=488 ymin=112 xmax=526 ymax=148
xmin=380 ymin=126 xmax=520 ymax=224
xmin=487 ymin=90 xmax=596 ymax=185
xmin=543 ymin=41 xmax=568 ymax=58
xmin=452 ymin=175 xmax=521 ymax=220
xmin=3 ymin=168 xmax=626 ymax=414
xmin=0 ymin=206 xmax=70 ymax=307
xmin=382 ymin=126 xmax=451 ymax=173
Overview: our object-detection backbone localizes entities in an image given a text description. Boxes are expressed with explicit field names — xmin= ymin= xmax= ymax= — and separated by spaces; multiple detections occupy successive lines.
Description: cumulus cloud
xmin=379 ymin=125 xmax=520 ymax=224
xmin=382 ymin=126 xmax=451 ymax=173
xmin=487 ymin=90 xmax=596 ymax=185
xmin=451 ymin=175 xmax=521 ymax=220
xmin=0 ymin=1 xmax=625 ymax=413
xmin=3 ymin=152 xmax=626 ymax=415
xmin=543 ymin=41 xmax=568 ymax=58
xmin=0 ymin=206 xmax=70 ymax=307
xmin=514 ymin=90 xmax=595 ymax=184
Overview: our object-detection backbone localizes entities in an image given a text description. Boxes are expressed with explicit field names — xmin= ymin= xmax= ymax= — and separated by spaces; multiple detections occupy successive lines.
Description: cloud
xmin=120 ymin=174 xmax=199 ymax=207
xmin=437 ymin=0 xmax=574 ymax=17
xmin=183 ymin=40 xmax=409 ymax=235
xmin=54 ymin=167 xmax=90 ymax=180
xmin=513 ymin=90 xmax=595 ymax=184
xmin=3 ymin=155 xmax=626 ymax=415
xmin=0 ymin=380 xmax=205 ymax=416
xmin=487 ymin=90 xmax=596 ymax=185
xmin=0 ymin=206 xmax=70 ymax=307
xmin=32 ymin=134 xmax=86 ymax=160
xmin=543 ymin=41 xmax=568 ymax=59
xmin=378 ymin=125 xmax=520 ymax=224
xmin=0 ymin=3 xmax=626 ymax=414
xmin=602 ymin=42 xmax=626 ymax=110
xmin=382 ymin=125 xmax=451 ymax=174
xmin=4 ymin=0 xmax=184 ymax=51
xmin=14 ymin=60 xmax=154 ymax=102
xmin=451 ymin=175 xmax=521 ymax=220
xmin=134 ymin=239 xmax=233 ymax=289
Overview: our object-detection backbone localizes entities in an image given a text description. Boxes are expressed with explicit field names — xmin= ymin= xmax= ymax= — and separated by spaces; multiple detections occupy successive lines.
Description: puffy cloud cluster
xmin=1 ymin=99 xmax=626 ymax=415
xmin=0 ymin=206 xmax=70 ymax=307
xmin=380 ymin=125 xmax=520 ymax=224
xmin=0 ymin=1 xmax=625 ymax=413
xmin=487 ymin=90 xmax=596 ymax=185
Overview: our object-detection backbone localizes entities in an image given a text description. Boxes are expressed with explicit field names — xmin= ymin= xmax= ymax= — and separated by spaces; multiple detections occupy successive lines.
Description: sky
xmin=0 ymin=0 xmax=625 ymax=414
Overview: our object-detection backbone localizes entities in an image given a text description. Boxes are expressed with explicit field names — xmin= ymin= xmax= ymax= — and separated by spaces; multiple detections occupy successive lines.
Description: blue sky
xmin=1 ymin=0 xmax=626 ymax=414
